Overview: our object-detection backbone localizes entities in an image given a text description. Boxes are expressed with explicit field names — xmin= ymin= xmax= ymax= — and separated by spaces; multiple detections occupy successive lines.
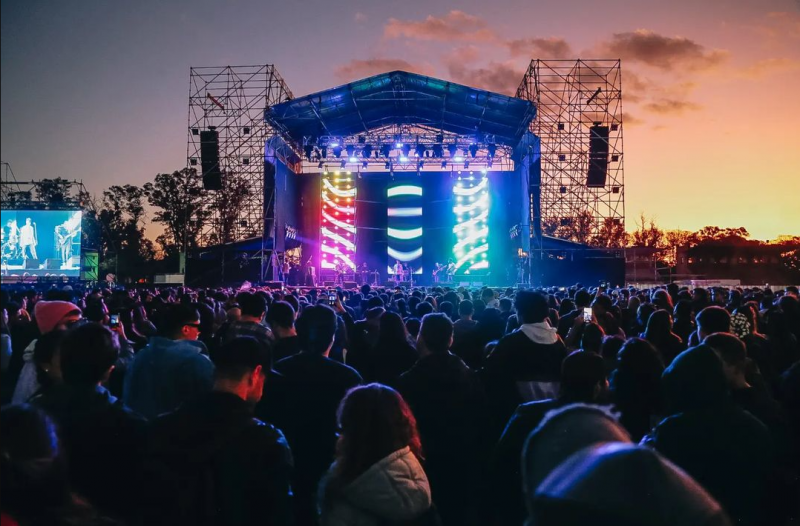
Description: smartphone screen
xmin=109 ymin=314 xmax=120 ymax=328
xmin=328 ymin=294 xmax=337 ymax=306
xmin=583 ymin=307 xmax=592 ymax=323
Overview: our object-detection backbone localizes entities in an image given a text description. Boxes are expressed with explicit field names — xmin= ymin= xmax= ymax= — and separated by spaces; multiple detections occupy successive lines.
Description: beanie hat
xmin=34 ymin=300 xmax=81 ymax=334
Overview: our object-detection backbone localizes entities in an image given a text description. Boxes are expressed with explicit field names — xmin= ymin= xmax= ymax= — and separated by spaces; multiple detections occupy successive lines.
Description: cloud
xmin=384 ymin=10 xmax=496 ymax=42
xmin=443 ymin=59 xmax=523 ymax=95
xmin=354 ymin=12 xmax=367 ymax=23
xmin=737 ymin=58 xmax=800 ymax=78
xmin=642 ymin=99 xmax=702 ymax=115
xmin=334 ymin=58 xmax=436 ymax=82
xmin=599 ymin=29 xmax=728 ymax=71
xmin=764 ymin=11 xmax=800 ymax=38
xmin=622 ymin=113 xmax=645 ymax=126
xmin=506 ymin=37 xmax=572 ymax=58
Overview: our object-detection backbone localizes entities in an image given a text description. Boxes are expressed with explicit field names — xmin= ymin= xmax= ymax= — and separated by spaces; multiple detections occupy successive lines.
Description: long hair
xmin=333 ymin=383 xmax=423 ymax=484
xmin=377 ymin=311 xmax=413 ymax=348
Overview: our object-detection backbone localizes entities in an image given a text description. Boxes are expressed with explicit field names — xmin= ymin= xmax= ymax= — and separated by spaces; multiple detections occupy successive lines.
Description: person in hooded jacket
xmin=609 ymin=338 xmax=664 ymax=442
xmin=530 ymin=443 xmax=730 ymax=526
xmin=642 ymin=345 xmax=774 ymax=526
xmin=319 ymin=383 xmax=433 ymax=526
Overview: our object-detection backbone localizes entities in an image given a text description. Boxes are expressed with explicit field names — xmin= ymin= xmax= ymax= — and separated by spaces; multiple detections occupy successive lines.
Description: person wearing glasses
xmin=123 ymin=304 xmax=214 ymax=420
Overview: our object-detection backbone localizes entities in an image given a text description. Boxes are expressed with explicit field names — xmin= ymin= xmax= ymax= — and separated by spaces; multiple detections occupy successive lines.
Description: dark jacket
xmin=643 ymin=345 xmax=774 ymax=526
xmin=33 ymin=384 xmax=147 ymax=522
xmin=267 ymin=352 xmax=362 ymax=525
xmin=488 ymin=398 xmax=561 ymax=525
xmin=396 ymin=352 xmax=488 ymax=526
xmin=351 ymin=338 xmax=418 ymax=385
xmin=481 ymin=329 xmax=567 ymax=435
xmin=272 ymin=335 xmax=301 ymax=363
xmin=146 ymin=391 xmax=293 ymax=526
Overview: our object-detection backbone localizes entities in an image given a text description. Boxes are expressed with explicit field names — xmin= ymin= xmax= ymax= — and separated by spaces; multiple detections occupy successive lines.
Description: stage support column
xmin=263 ymin=152 xmax=278 ymax=282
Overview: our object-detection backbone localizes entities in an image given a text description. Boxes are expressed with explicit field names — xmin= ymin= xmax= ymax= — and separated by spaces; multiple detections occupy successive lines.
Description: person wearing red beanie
xmin=11 ymin=301 xmax=82 ymax=404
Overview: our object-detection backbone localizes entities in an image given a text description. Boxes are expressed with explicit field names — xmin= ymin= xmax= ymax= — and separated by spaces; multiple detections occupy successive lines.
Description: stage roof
xmin=267 ymin=71 xmax=536 ymax=147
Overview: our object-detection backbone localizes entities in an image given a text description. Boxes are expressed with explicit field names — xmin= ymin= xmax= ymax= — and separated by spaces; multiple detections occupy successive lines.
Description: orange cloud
xmin=333 ymin=58 xmax=436 ymax=82
xmin=642 ymin=99 xmax=702 ymax=115
xmin=443 ymin=59 xmax=523 ymax=95
xmin=506 ymin=37 xmax=572 ymax=58
xmin=600 ymin=29 xmax=728 ymax=71
xmin=737 ymin=58 xmax=800 ymax=78
xmin=384 ymin=10 xmax=496 ymax=42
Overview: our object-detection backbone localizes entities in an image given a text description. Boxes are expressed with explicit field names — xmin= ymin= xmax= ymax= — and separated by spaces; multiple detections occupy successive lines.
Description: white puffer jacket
xmin=320 ymin=446 xmax=432 ymax=526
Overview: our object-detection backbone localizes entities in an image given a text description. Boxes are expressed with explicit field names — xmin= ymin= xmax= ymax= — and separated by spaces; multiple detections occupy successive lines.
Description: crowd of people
xmin=1 ymin=281 xmax=799 ymax=526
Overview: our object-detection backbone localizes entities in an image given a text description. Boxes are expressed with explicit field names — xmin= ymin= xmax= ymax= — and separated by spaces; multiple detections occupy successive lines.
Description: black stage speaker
xmin=24 ymin=259 xmax=40 ymax=269
xmin=344 ymin=281 xmax=358 ymax=289
xmin=323 ymin=281 xmax=335 ymax=288
xmin=200 ymin=129 xmax=222 ymax=190
xmin=45 ymin=258 xmax=61 ymax=270
xmin=587 ymin=125 xmax=609 ymax=188
xmin=263 ymin=281 xmax=284 ymax=290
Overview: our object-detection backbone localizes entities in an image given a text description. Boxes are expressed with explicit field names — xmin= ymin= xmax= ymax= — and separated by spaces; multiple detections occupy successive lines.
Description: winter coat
xmin=320 ymin=447 xmax=432 ymax=526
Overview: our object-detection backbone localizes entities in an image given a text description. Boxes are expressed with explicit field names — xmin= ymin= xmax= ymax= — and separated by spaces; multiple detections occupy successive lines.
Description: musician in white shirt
xmin=19 ymin=218 xmax=37 ymax=260
xmin=393 ymin=260 xmax=404 ymax=281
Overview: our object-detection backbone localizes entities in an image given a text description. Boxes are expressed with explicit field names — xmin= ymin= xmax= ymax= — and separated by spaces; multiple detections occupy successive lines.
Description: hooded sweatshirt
xmin=532 ymin=443 xmax=730 ymax=526
xmin=642 ymin=345 xmax=773 ymax=526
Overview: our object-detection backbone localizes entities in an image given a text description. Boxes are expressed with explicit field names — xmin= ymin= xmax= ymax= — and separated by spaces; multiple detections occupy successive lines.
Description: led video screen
xmin=1 ymin=209 xmax=83 ymax=277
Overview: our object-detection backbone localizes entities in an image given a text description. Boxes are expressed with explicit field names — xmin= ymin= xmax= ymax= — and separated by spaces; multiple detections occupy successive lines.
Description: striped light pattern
xmin=453 ymin=173 xmax=490 ymax=273
xmin=321 ymin=172 xmax=356 ymax=270
xmin=387 ymin=181 xmax=423 ymax=275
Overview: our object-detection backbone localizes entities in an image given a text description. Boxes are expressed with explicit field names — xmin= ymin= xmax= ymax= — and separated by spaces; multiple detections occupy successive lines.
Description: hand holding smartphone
xmin=582 ymin=307 xmax=593 ymax=323
xmin=109 ymin=314 xmax=120 ymax=328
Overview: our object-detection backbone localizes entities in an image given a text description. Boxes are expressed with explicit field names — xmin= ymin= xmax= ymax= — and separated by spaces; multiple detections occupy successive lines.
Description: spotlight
xmin=385 ymin=161 xmax=391 ymax=169
xmin=329 ymin=140 xmax=339 ymax=148
xmin=340 ymin=160 xmax=346 ymax=168
xmin=362 ymin=161 xmax=368 ymax=169
xmin=362 ymin=144 xmax=373 ymax=158
xmin=454 ymin=155 xmax=464 ymax=162
xmin=487 ymin=159 xmax=493 ymax=168
xmin=320 ymin=147 xmax=328 ymax=158
xmin=436 ymin=133 xmax=444 ymax=143
xmin=346 ymin=145 xmax=355 ymax=157
xmin=402 ymin=144 xmax=411 ymax=157
xmin=481 ymin=169 xmax=488 ymax=174
xmin=464 ymin=161 xmax=470 ymax=169
xmin=381 ymin=144 xmax=392 ymax=157
xmin=417 ymin=160 xmax=424 ymax=170
xmin=358 ymin=135 xmax=366 ymax=144
xmin=448 ymin=144 xmax=458 ymax=157
xmin=469 ymin=144 xmax=478 ymax=157
xmin=415 ymin=144 xmax=426 ymax=158
xmin=432 ymin=144 xmax=443 ymax=157
xmin=349 ymin=156 xmax=358 ymax=163
xmin=487 ymin=144 xmax=496 ymax=158
xmin=333 ymin=146 xmax=343 ymax=158
xmin=304 ymin=144 xmax=314 ymax=160
xmin=441 ymin=161 xmax=447 ymax=168
xmin=399 ymin=156 xmax=409 ymax=163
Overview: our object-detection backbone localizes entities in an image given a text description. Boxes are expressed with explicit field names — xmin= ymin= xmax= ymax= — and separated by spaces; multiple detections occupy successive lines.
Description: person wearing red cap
xmin=11 ymin=300 xmax=82 ymax=403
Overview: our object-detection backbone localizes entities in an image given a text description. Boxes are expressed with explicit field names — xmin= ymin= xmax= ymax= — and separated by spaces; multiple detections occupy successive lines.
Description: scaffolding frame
xmin=516 ymin=59 xmax=624 ymax=241
xmin=187 ymin=65 xmax=294 ymax=245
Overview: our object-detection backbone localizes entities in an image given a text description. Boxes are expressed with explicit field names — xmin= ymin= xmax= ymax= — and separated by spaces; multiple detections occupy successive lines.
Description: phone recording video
xmin=582 ymin=307 xmax=593 ymax=323
xmin=328 ymin=293 xmax=337 ymax=306
xmin=109 ymin=314 xmax=120 ymax=328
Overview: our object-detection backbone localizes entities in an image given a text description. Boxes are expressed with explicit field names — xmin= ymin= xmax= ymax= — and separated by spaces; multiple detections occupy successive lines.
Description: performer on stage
xmin=19 ymin=218 xmax=37 ymax=260
xmin=517 ymin=258 xmax=526 ymax=284
xmin=359 ymin=262 xmax=369 ymax=285
xmin=393 ymin=260 xmax=404 ymax=281
xmin=281 ymin=258 xmax=290 ymax=282
xmin=445 ymin=258 xmax=455 ymax=282
xmin=335 ymin=261 xmax=347 ymax=285
xmin=432 ymin=262 xmax=445 ymax=283
xmin=306 ymin=257 xmax=316 ymax=286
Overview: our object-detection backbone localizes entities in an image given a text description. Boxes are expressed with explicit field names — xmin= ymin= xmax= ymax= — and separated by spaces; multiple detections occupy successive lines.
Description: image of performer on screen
xmin=56 ymin=222 xmax=79 ymax=264
xmin=19 ymin=218 xmax=38 ymax=260
xmin=446 ymin=258 xmax=455 ymax=281
xmin=393 ymin=260 xmax=404 ymax=281
xmin=2 ymin=219 xmax=21 ymax=260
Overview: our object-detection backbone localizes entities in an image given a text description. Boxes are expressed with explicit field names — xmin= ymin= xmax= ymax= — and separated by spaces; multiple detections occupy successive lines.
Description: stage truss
xmin=517 ymin=59 xmax=624 ymax=241
xmin=298 ymin=124 xmax=515 ymax=174
xmin=187 ymin=65 xmax=295 ymax=245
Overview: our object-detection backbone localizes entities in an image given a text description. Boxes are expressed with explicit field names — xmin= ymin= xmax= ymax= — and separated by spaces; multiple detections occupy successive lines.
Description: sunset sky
xmin=2 ymin=0 xmax=799 ymax=240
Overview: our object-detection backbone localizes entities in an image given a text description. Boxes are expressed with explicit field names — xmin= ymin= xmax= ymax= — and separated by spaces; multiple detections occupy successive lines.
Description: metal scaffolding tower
xmin=516 ymin=59 xmax=624 ymax=241
xmin=187 ymin=65 xmax=294 ymax=245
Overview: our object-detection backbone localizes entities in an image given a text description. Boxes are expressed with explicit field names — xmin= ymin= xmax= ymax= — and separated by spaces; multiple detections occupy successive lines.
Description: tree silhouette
xmin=143 ymin=168 xmax=210 ymax=255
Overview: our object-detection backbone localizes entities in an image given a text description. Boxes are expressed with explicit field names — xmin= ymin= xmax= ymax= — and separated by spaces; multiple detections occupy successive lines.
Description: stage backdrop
xmin=1 ymin=209 xmax=82 ymax=277
xmin=310 ymin=170 xmax=514 ymax=285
